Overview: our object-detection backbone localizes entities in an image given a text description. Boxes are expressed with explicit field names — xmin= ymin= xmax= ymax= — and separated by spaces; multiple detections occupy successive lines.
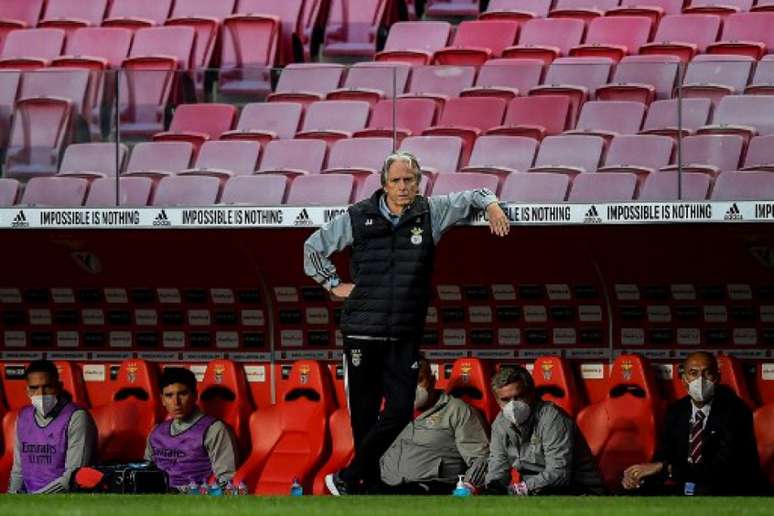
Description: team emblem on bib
xmin=351 ymin=349 xmax=362 ymax=367
xmin=410 ymin=227 xmax=423 ymax=245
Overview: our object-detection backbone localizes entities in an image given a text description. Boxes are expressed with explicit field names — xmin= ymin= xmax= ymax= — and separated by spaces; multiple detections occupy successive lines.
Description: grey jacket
xmin=380 ymin=392 xmax=490 ymax=488
xmin=486 ymin=400 xmax=604 ymax=495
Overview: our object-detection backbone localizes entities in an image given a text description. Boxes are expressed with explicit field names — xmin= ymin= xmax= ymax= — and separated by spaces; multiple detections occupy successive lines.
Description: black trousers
xmin=341 ymin=336 xmax=420 ymax=488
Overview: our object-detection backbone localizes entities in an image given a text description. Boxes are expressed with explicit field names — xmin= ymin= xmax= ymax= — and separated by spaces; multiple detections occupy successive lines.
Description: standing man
xmin=8 ymin=360 xmax=97 ymax=494
xmin=622 ymin=352 xmax=762 ymax=495
xmin=304 ymin=151 xmax=510 ymax=494
xmin=145 ymin=367 xmax=238 ymax=491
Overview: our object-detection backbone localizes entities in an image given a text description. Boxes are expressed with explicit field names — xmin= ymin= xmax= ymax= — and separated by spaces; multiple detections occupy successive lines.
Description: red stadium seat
xmin=0 ymin=1 xmax=45 ymax=51
xmin=569 ymin=16 xmax=652 ymax=62
xmin=577 ymin=354 xmax=661 ymax=490
xmin=430 ymin=172 xmax=501 ymax=196
xmin=0 ymin=178 xmax=19 ymax=206
xmin=38 ymin=0 xmax=108 ymax=36
xmin=684 ymin=0 xmax=754 ymax=17
xmin=596 ymin=55 xmax=680 ymax=104
xmin=432 ymin=20 xmax=520 ymax=66
xmin=0 ymin=28 xmax=65 ymax=70
xmin=220 ymin=174 xmax=288 ymax=205
xmin=322 ymin=137 xmax=394 ymax=186
xmin=499 ymin=171 xmax=571 ymax=202
xmin=399 ymin=135 xmax=464 ymax=179
xmin=480 ymin=0 xmax=552 ymax=23
xmin=268 ymin=64 xmax=347 ymax=105
xmin=706 ymin=12 xmax=774 ymax=59
xmin=638 ymin=171 xmax=711 ymax=200
xmin=327 ymin=62 xmax=410 ymax=106
xmin=233 ymin=360 xmax=336 ymax=494
xmin=698 ymin=95 xmax=774 ymax=141
xmin=153 ymin=175 xmax=222 ymax=205
xmin=402 ymin=65 xmax=476 ymax=109
xmin=218 ymin=12 xmax=281 ymax=98
xmin=569 ymin=172 xmax=639 ymax=201
xmin=57 ymin=142 xmax=129 ymax=179
xmin=85 ymin=176 xmax=154 ymax=207
xmin=754 ymin=403 xmax=774 ymax=488
xmin=533 ymin=356 xmax=584 ymax=418
xmin=0 ymin=70 xmax=20 ymax=149
xmin=460 ymin=135 xmax=538 ymax=181
xmin=0 ymin=410 xmax=15 ymax=492
xmin=153 ymin=103 xmax=238 ymax=151
xmin=295 ymin=100 xmax=371 ymax=147
xmin=711 ymin=171 xmax=774 ymax=200
xmin=124 ymin=142 xmax=195 ymax=178
xmin=549 ymin=0 xmax=619 ymax=24
xmin=660 ymin=135 xmax=745 ymax=175
xmin=353 ymin=98 xmax=438 ymax=142
xmin=182 ymin=140 xmax=262 ymax=180
xmin=221 ymin=102 xmax=303 ymax=147
xmin=717 ymin=354 xmax=757 ymax=409
xmin=742 ymin=135 xmax=774 ymax=172
xmin=102 ymin=0 xmax=173 ymax=31
xmin=607 ymin=0 xmax=684 ymax=23
xmin=92 ymin=359 xmax=165 ymax=462
xmin=529 ymin=134 xmax=606 ymax=176
xmin=640 ymin=98 xmax=712 ymax=139
xmin=746 ymin=55 xmax=774 ymax=96
xmin=165 ymin=0 xmax=236 ymax=77
xmin=426 ymin=0 xmax=481 ymax=17
xmin=375 ymin=21 xmax=452 ymax=65
xmin=598 ymin=134 xmax=674 ymax=178
xmin=19 ymin=67 xmax=91 ymax=122
xmin=488 ymin=95 xmax=572 ymax=140
xmin=256 ymin=139 xmax=328 ymax=179
xmin=682 ymin=55 xmax=755 ymax=106
xmin=567 ymin=100 xmax=646 ymax=140
xmin=503 ymin=17 xmax=585 ymax=64
xmin=460 ymin=58 xmax=544 ymax=103
xmin=235 ymin=0 xmax=305 ymax=66
xmin=322 ymin=0 xmax=391 ymax=59
xmin=313 ymin=408 xmax=354 ymax=495
xmin=445 ymin=358 xmax=499 ymax=423
xmin=286 ymin=174 xmax=355 ymax=205
xmin=639 ymin=14 xmax=720 ymax=62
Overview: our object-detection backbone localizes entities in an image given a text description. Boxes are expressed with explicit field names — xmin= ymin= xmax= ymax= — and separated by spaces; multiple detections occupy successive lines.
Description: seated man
xmin=145 ymin=367 xmax=238 ymax=491
xmin=378 ymin=357 xmax=490 ymax=494
xmin=8 ymin=360 xmax=97 ymax=494
xmin=485 ymin=366 xmax=603 ymax=495
xmin=622 ymin=351 xmax=762 ymax=495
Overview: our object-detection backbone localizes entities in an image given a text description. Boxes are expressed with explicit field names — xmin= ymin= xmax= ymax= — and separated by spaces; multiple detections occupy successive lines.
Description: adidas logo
xmin=11 ymin=210 xmax=28 ymax=228
xmin=583 ymin=205 xmax=602 ymax=224
xmin=724 ymin=202 xmax=743 ymax=221
xmin=152 ymin=209 xmax=171 ymax=227
xmin=294 ymin=208 xmax=313 ymax=226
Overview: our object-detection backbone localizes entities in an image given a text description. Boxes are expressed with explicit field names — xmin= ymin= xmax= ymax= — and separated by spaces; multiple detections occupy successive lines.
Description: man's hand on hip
xmin=331 ymin=283 xmax=355 ymax=299
xmin=487 ymin=202 xmax=510 ymax=237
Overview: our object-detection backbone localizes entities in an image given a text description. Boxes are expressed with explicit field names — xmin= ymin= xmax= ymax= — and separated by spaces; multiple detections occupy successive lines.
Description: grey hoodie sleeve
xmin=428 ymin=188 xmax=499 ymax=242
xmin=303 ymin=212 xmax=353 ymax=290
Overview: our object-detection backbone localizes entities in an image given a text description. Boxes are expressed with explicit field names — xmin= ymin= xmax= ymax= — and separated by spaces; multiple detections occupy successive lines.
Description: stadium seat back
xmin=258 ymin=139 xmax=328 ymax=175
xmin=0 ymin=178 xmax=19 ymax=206
xmin=62 ymin=27 xmax=133 ymax=68
xmin=59 ymin=143 xmax=128 ymax=177
xmin=21 ymin=177 xmax=89 ymax=207
xmin=0 ymin=28 xmax=65 ymax=61
xmin=125 ymin=142 xmax=194 ymax=175
xmin=40 ymin=0 xmax=108 ymax=28
xmin=164 ymin=103 xmax=238 ymax=140
xmin=533 ymin=356 xmax=583 ymax=418
xmin=232 ymin=102 xmax=303 ymax=140
xmin=712 ymin=171 xmax=774 ymax=201
xmin=500 ymin=172 xmax=570 ymax=202
xmin=362 ymin=98 xmax=438 ymax=137
xmin=400 ymin=135 xmax=463 ymax=175
xmin=54 ymin=361 xmax=89 ymax=407
xmin=105 ymin=0 xmax=173 ymax=28
xmin=199 ymin=360 xmax=255 ymax=455
xmin=85 ymin=176 xmax=154 ymax=207
xmin=516 ymin=18 xmax=585 ymax=56
xmin=0 ymin=411 xmax=18 ymax=492
xmin=445 ymin=358 xmax=499 ymax=422
xmin=312 ymin=408 xmax=354 ymax=495
xmin=220 ymin=175 xmax=288 ymax=205
xmin=192 ymin=140 xmax=261 ymax=176
xmin=286 ymin=174 xmax=355 ymax=205
xmin=569 ymin=173 xmax=638 ymax=202
xmin=153 ymin=175 xmax=222 ymax=206
xmin=407 ymin=65 xmax=476 ymax=98
xmin=0 ymin=0 xmax=45 ymax=28
xmin=431 ymin=173 xmax=500 ymax=196
xmin=639 ymin=171 xmax=710 ymax=201
xmin=754 ymin=404 xmax=774 ymax=487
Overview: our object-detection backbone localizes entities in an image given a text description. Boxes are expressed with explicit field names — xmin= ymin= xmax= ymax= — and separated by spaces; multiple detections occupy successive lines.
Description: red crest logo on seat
xmin=621 ymin=360 xmax=634 ymax=382
xmin=214 ymin=364 xmax=225 ymax=385
xmin=541 ymin=361 xmax=554 ymax=381
xmin=126 ymin=362 xmax=139 ymax=383
xmin=460 ymin=362 xmax=473 ymax=383
xmin=299 ymin=365 xmax=311 ymax=385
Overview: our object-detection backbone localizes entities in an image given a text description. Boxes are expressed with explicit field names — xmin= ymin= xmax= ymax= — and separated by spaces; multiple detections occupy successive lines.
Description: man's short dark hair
xmin=25 ymin=360 xmax=59 ymax=381
xmin=490 ymin=366 xmax=534 ymax=394
xmin=159 ymin=367 xmax=197 ymax=392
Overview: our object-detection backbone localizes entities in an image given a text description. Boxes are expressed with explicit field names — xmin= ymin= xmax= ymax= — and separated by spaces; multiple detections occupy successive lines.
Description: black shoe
xmin=325 ymin=472 xmax=350 ymax=496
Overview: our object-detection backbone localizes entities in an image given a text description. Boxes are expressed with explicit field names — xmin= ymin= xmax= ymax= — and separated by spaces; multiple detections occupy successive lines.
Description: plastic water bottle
xmin=684 ymin=482 xmax=696 ymax=496
xmin=224 ymin=481 xmax=234 ymax=496
xmin=199 ymin=483 xmax=209 ymax=495
xmin=237 ymin=482 xmax=248 ymax=496
xmin=187 ymin=481 xmax=199 ymax=495
xmin=209 ymin=481 xmax=223 ymax=496
xmin=290 ymin=478 xmax=303 ymax=496
xmin=452 ymin=475 xmax=471 ymax=497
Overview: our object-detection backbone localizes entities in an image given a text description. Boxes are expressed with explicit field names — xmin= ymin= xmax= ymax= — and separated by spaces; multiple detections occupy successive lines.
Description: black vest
xmin=341 ymin=191 xmax=435 ymax=340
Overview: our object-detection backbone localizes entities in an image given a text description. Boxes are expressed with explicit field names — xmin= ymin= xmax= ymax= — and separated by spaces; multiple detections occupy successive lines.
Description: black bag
xmin=73 ymin=462 xmax=169 ymax=494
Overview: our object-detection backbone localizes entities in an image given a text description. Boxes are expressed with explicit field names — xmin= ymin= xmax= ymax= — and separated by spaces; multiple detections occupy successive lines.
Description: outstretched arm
xmin=428 ymin=189 xmax=509 ymax=242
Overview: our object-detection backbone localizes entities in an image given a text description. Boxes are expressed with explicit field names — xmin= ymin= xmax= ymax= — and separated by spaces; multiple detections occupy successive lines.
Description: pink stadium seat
xmin=268 ymin=63 xmax=347 ymax=105
xmin=400 ymin=135 xmax=464 ymax=178
xmin=165 ymin=0 xmax=236 ymax=74
xmin=295 ymin=100 xmax=371 ymax=146
xmin=430 ymin=172 xmax=501 ymax=196
xmin=375 ymin=21 xmax=452 ymax=65
xmin=0 ymin=28 xmax=65 ymax=69
xmin=19 ymin=67 xmax=90 ymax=121
xmin=533 ymin=356 xmax=584 ymax=419
xmin=234 ymin=361 xmax=336 ymax=495
xmin=326 ymin=62 xmax=411 ymax=106
xmin=182 ymin=140 xmax=261 ymax=180
xmin=0 ymin=178 xmax=19 ymax=206
xmin=218 ymin=12 xmax=281 ymax=98
xmin=460 ymin=58 xmax=544 ymax=103
xmin=711 ymin=171 xmax=774 ymax=200
xmin=596 ymin=55 xmax=680 ymax=104
xmin=153 ymin=175 xmax=222 ymax=206
xmin=753 ymin=0 xmax=774 ymax=10
xmin=706 ymin=12 xmax=774 ymax=59
xmin=549 ymin=0 xmax=620 ymax=24
xmin=607 ymin=0 xmax=684 ymax=23
xmin=567 ymin=100 xmax=646 ymax=140
xmin=234 ymin=0 xmax=305 ymax=66
xmin=322 ymin=0 xmax=391 ymax=59
xmin=639 ymin=14 xmax=720 ymax=62
xmin=529 ymin=134 xmax=606 ymax=175
xmin=286 ymin=174 xmax=355 ymax=205
xmin=256 ymin=139 xmax=328 ymax=178
xmin=660 ymin=134 xmax=745 ymax=175
xmin=569 ymin=16 xmax=652 ymax=62
xmin=124 ymin=141 xmax=195 ymax=178
xmin=640 ymin=98 xmax=712 ymax=138
xmin=698 ymin=95 xmax=774 ymax=141
xmin=741 ymin=135 xmax=774 ymax=172
xmin=355 ymin=172 xmax=430 ymax=201
xmin=58 ymin=143 xmax=128 ymax=179
xmin=480 ymin=0 xmax=552 ymax=22
xmin=638 ymin=171 xmax=711 ymax=200
xmin=426 ymin=0 xmax=481 ymax=17
xmin=353 ymin=98 xmax=438 ymax=141
xmin=444 ymin=358 xmax=499 ymax=424
xmin=684 ymin=0 xmax=754 ymax=16
xmin=488 ymin=95 xmax=572 ymax=140
xmin=38 ymin=0 xmax=108 ymax=35
xmin=500 ymin=172 xmax=571 ymax=202
xmin=299 ymin=0 xmax=325 ymax=62
xmin=0 ymin=1 xmax=45 ymax=50
xmin=503 ymin=17 xmax=585 ymax=64
xmin=322 ymin=137 xmax=394 ymax=188
xmin=102 ymin=0 xmax=173 ymax=31
xmin=402 ymin=65 xmax=476 ymax=107
xmin=118 ymin=26 xmax=196 ymax=138
xmin=746 ymin=55 xmax=774 ymax=96
xmin=460 ymin=135 xmax=538 ymax=180
xmin=577 ymin=354 xmax=661 ymax=491
xmin=221 ymin=102 xmax=303 ymax=147
xmin=423 ymin=97 xmax=507 ymax=163
xmin=0 ymin=70 xmax=19 ymax=149
xmin=85 ymin=176 xmax=154 ymax=207
xmin=153 ymin=103 xmax=238 ymax=151
xmin=432 ymin=20 xmax=520 ymax=66
xmin=529 ymin=57 xmax=615 ymax=125
xmin=682 ymin=55 xmax=755 ymax=106
xmin=313 ymin=408 xmax=354 ymax=496
xmin=20 ymin=176 xmax=89 ymax=207
xmin=569 ymin=172 xmax=638 ymax=201
xmin=220 ymin=174 xmax=288 ymax=204
xmin=597 ymin=135 xmax=674 ymax=177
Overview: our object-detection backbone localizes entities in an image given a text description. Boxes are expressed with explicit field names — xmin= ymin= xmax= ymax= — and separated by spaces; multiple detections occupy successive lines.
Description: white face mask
xmin=30 ymin=394 xmax=58 ymax=416
xmin=503 ymin=400 xmax=531 ymax=426
xmin=414 ymin=386 xmax=429 ymax=410
xmin=687 ymin=377 xmax=716 ymax=404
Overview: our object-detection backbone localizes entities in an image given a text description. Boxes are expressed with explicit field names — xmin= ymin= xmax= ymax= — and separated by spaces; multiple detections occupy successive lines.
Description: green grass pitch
xmin=1 ymin=495 xmax=772 ymax=516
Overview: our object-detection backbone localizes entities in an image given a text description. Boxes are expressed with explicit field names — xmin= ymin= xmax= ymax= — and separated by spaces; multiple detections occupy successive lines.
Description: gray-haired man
xmin=485 ymin=366 xmax=603 ymax=496
xmin=304 ymin=152 xmax=509 ymax=494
